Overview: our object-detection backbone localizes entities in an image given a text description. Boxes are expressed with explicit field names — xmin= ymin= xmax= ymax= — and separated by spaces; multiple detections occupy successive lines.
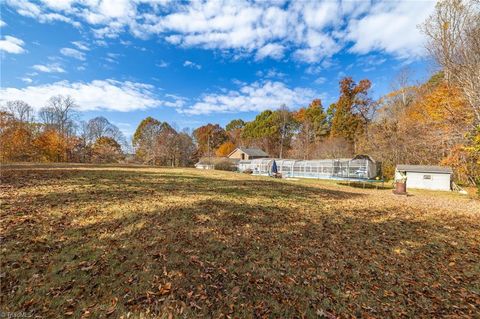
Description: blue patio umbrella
xmin=271 ymin=160 xmax=278 ymax=175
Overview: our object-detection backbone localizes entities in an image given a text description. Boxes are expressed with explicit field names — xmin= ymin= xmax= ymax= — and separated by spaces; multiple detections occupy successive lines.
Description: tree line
xmin=0 ymin=96 xmax=130 ymax=163
xmin=1 ymin=0 xmax=478 ymax=186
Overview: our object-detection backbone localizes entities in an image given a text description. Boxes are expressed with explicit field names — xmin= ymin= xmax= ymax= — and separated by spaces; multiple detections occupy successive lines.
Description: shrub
xmin=214 ymin=159 xmax=236 ymax=171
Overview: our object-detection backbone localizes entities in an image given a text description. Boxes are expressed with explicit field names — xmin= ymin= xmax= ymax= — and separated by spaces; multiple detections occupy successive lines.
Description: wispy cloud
xmin=71 ymin=41 xmax=89 ymax=51
xmin=183 ymin=60 xmax=201 ymax=70
xmin=32 ymin=63 xmax=66 ymax=73
xmin=104 ymin=52 xmax=121 ymax=63
xmin=0 ymin=35 xmax=26 ymax=54
xmin=255 ymin=43 xmax=285 ymax=61
xmin=256 ymin=69 xmax=287 ymax=79
xmin=156 ymin=60 xmax=169 ymax=68
xmin=183 ymin=81 xmax=318 ymax=115
xmin=315 ymin=77 xmax=327 ymax=84
xmin=60 ymin=47 xmax=86 ymax=60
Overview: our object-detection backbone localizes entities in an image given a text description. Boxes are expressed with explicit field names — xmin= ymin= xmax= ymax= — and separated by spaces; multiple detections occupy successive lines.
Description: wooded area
xmin=1 ymin=0 xmax=478 ymax=187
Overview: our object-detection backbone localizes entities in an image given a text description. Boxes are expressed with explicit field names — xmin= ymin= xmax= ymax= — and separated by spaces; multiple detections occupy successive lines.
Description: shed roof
xmin=396 ymin=165 xmax=453 ymax=174
xmin=232 ymin=147 xmax=269 ymax=157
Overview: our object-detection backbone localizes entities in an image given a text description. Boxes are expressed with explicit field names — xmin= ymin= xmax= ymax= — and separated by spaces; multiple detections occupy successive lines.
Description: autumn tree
xmin=133 ymin=117 xmax=162 ymax=163
xmin=330 ymin=77 xmax=373 ymax=145
xmin=420 ymin=0 xmax=480 ymax=185
xmin=155 ymin=122 xmax=179 ymax=166
xmin=37 ymin=95 xmax=79 ymax=161
xmin=91 ymin=136 xmax=123 ymax=163
xmin=175 ymin=131 xmax=196 ymax=166
xmin=215 ymin=141 xmax=236 ymax=157
xmin=192 ymin=124 xmax=227 ymax=157
xmin=39 ymin=95 xmax=77 ymax=137
xmin=133 ymin=117 xmax=194 ymax=166
xmin=0 ymin=122 xmax=36 ymax=162
xmin=0 ymin=101 xmax=37 ymax=162
xmin=34 ymin=129 xmax=68 ymax=162
xmin=421 ymin=0 xmax=480 ymax=125
xmin=292 ymin=99 xmax=329 ymax=159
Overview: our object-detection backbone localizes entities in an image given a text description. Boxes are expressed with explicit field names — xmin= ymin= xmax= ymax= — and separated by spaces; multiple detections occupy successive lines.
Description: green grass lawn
xmin=1 ymin=164 xmax=479 ymax=318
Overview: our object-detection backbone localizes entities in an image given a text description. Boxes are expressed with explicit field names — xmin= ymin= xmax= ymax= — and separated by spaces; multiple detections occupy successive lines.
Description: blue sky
xmin=1 ymin=0 xmax=437 ymax=138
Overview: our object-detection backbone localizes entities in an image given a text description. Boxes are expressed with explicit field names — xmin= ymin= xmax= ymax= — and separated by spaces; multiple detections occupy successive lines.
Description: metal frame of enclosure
xmin=238 ymin=156 xmax=378 ymax=180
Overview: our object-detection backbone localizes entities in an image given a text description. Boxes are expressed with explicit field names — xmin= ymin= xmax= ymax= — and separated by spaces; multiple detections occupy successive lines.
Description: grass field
xmin=1 ymin=164 xmax=479 ymax=318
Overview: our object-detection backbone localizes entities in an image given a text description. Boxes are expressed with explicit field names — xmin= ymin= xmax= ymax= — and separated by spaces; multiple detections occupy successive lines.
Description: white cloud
xmin=32 ymin=63 xmax=66 ymax=73
xmin=5 ymin=0 xmax=437 ymax=62
xmin=256 ymin=69 xmax=286 ymax=79
xmin=346 ymin=1 xmax=436 ymax=59
xmin=255 ymin=43 xmax=284 ymax=60
xmin=0 ymin=20 xmax=6 ymax=27
xmin=60 ymin=47 xmax=86 ymax=60
xmin=314 ymin=77 xmax=326 ymax=84
xmin=183 ymin=80 xmax=318 ymax=115
xmin=0 ymin=35 xmax=25 ymax=54
xmin=0 ymin=79 xmax=182 ymax=112
xmin=21 ymin=77 xmax=33 ymax=83
xmin=183 ymin=60 xmax=201 ymax=69
xmin=104 ymin=52 xmax=121 ymax=63
xmin=156 ymin=60 xmax=168 ymax=68
xmin=71 ymin=41 xmax=89 ymax=50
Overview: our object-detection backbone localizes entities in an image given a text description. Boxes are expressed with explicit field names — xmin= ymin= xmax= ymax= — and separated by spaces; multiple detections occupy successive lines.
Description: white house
xmin=395 ymin=165 xmax=453 ymax=191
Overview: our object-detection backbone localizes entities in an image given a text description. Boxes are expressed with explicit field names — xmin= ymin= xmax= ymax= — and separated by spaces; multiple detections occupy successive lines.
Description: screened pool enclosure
xmin=238 ymin=155 xmax=379 ymax=180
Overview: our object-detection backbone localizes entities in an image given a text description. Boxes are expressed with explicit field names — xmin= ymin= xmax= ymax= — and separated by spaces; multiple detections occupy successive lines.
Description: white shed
xmin=395 ymin=165 xmax=453 ymax=191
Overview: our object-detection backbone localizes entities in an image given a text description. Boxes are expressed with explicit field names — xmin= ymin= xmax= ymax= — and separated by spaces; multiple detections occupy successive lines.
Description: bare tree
xmin=390 ymin=67 xmax=416 ymax=111
xmin=85 ymin=116 xmax=126 ymax=146
xmin=4 ymin=100 xmax=34 ymax=123
xmin=39 ymin=95 xmax=78 ymax=136
xmin=421 ymin=0 xmax=480 ymax=125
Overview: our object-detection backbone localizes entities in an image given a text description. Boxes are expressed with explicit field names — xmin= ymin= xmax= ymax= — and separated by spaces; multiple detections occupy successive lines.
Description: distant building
xmin=238 ymin=155 xmax=379 ymax=180
xmin=227 ymin=147 xmax=269 ymax=160
xmin=395 ymin=165 xmax=453 ymax=191
xmin=194 ymin=157 xmax=239 ymax=170
xmin=194 ymin=161 xmax=215 ymax=170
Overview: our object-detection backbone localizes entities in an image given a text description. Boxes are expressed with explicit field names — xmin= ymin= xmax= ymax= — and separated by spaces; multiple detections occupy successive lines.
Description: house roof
xmin=229 ymin=147 xmax=269 ymax=157
xmin=396 ymin=165 xmax=453 ymax=174
xmin=352 ymin=154 xmax=375 ymax=162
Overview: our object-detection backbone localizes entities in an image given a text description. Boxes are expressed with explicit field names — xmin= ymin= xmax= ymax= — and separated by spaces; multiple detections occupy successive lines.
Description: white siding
xmin=406 ymin=172 xmax=451 ymax=191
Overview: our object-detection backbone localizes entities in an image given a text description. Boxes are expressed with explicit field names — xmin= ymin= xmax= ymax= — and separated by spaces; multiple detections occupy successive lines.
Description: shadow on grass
xmin=2 ymin=168 xmax=366 ymax=210
xmin=1 ymin=167 xmax=479 ymax=318
xmin=337 ymin=181 xmax=392 ymax=190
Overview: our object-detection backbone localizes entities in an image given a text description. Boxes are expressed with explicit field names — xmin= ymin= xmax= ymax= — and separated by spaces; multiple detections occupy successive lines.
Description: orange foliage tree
xmin=34 ymin=129 xmax=68 ymax=162
xmin=215 ymin=141 xmax=235 ymax=157
xmin=91 ymin=136 xmax=123 ymax=163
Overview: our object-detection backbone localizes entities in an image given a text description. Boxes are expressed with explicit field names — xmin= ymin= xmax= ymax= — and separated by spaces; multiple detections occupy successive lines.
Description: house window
xmin=241 ymin=153 xmax=245 ymax=160
xmin=423 ymin=175 xmax=432 ymax=180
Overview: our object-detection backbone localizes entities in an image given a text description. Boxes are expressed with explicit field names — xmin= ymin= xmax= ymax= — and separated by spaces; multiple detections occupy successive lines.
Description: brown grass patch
xmin=1 ymin=164 xmax=479 ymax=318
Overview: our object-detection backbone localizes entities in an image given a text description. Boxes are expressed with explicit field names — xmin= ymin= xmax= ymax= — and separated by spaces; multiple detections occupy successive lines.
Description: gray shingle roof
xmin=237 ymin=147 xmax=269 ymax=157
xmin=396 ymin=165 xmax=453 ymax=174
